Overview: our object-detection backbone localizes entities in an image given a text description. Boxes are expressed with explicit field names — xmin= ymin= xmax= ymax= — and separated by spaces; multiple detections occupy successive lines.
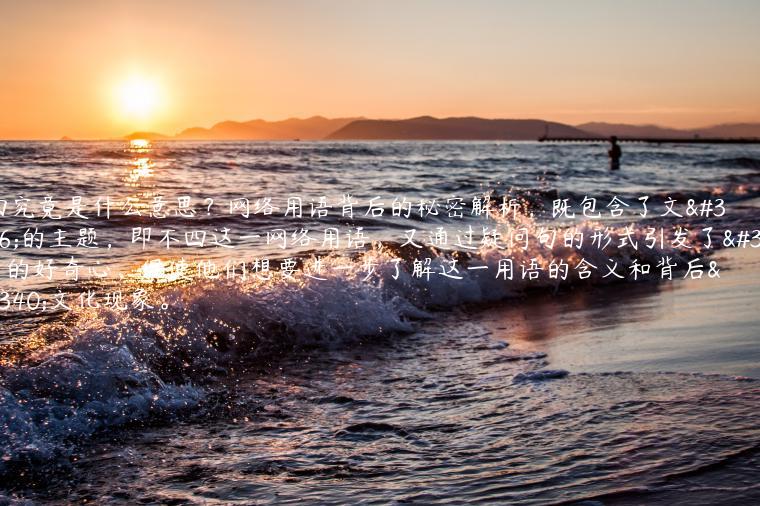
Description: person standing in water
xmin=608 ymin=136 xmax=622 ymax=170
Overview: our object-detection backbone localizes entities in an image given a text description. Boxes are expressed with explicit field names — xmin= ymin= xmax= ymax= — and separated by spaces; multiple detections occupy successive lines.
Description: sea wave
xmin=0 ymin=145 xmax=39 ymax=159
xmin=0 ymin=211 xmax=710 ymax=479
xmin=700 ymin=156 xmax=760 ymax=170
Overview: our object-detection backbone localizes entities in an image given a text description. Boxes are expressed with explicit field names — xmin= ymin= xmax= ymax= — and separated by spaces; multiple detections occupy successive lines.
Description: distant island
xmin=326 ymin=117 xmax=590 ymax=140
xmin=126 ymin=116 xmax=359 ymax=141
xmin=122 ymin=116 xmax=760 ymax=141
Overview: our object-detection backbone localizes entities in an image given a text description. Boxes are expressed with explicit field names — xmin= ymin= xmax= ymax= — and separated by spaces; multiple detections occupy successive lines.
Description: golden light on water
xmin=129 ymin=138 xmax=151 ymax=149
xmin=135 ymin=259 xmax=190 ymax=284
xmin=126 ymin=157 xmax=154 ymax=183
xmin=124 ymin=139 xmax=155 ymax=185
xmin=140 ymin=259 xmax=167 ymax=280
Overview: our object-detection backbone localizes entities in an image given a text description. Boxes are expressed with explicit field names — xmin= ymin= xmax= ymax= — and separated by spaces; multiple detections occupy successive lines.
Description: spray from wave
xmin=0 ymin=209 xmax=708 ymax=479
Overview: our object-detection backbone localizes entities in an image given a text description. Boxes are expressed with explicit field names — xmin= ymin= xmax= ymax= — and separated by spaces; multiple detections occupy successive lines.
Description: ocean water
xmin=0 ymin=140 xmax=759 ymax=503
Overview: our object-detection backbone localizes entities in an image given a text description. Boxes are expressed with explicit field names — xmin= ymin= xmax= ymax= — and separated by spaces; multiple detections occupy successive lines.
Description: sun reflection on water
xmin=123 ymin=138 xmax=158 ymax=189
xmin=126 ymin=157 xmax=155 ymax=183
xmin=125 ymin=158 xmax=153 ymax=184
xmin=129 ymin=138 xmax=151 ymax=150
xmin=133 ymin=258 xmax=191 ymax=284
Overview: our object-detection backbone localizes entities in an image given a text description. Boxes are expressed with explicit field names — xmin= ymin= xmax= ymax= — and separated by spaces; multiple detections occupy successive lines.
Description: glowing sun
xmin=117 ymin=76 xmax=161 ymax=119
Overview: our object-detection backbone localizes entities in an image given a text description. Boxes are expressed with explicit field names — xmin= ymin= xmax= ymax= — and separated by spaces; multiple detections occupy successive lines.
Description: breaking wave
xmin=0 ymin=211 xmax=708 ymax=479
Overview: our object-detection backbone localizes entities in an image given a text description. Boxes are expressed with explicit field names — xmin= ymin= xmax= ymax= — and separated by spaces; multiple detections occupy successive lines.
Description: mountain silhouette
xmin=695 ymin=123 xmax=760 ymax=138
xmin=326 ymin=116 xmax=591 ymax=140
xmin=577 ymin=122 xmax=688 ymax=139
xmin=124 ymin=117 xmax=760 ymax=141
xmin=578 ymin=121 xmax=760 ymax=139
xmin=125 ymin=131 xmax=171 ymax=141
xmin=174 ymin=116 xmax=358 ymax=140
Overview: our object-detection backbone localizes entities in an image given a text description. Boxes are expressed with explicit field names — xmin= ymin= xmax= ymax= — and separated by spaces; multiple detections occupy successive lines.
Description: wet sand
xmin=481 ymin=247 xmax=760 ymax=378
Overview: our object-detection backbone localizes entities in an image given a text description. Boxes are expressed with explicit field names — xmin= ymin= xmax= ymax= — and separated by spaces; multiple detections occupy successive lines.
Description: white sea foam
xmin=0 ymin=216 xmax=705 ymax=477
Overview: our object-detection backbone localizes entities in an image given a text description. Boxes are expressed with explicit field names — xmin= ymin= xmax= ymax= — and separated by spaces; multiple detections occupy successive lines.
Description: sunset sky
xmin=1 ymin=0 xmax=759 ymax=139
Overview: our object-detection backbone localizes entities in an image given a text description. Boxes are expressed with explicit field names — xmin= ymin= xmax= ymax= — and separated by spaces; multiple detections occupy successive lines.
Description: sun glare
xmin=135 ymin=259 xmax=188 ymax=284
xmin=117 ymin=77 xmax=160 ymax=119
xmin=129 ymin=138 xmax=151 ymax=149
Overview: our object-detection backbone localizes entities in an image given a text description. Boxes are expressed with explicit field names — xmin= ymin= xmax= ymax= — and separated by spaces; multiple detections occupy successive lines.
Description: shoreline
xmin=479 ymin=247 xmax=760 ymax=378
